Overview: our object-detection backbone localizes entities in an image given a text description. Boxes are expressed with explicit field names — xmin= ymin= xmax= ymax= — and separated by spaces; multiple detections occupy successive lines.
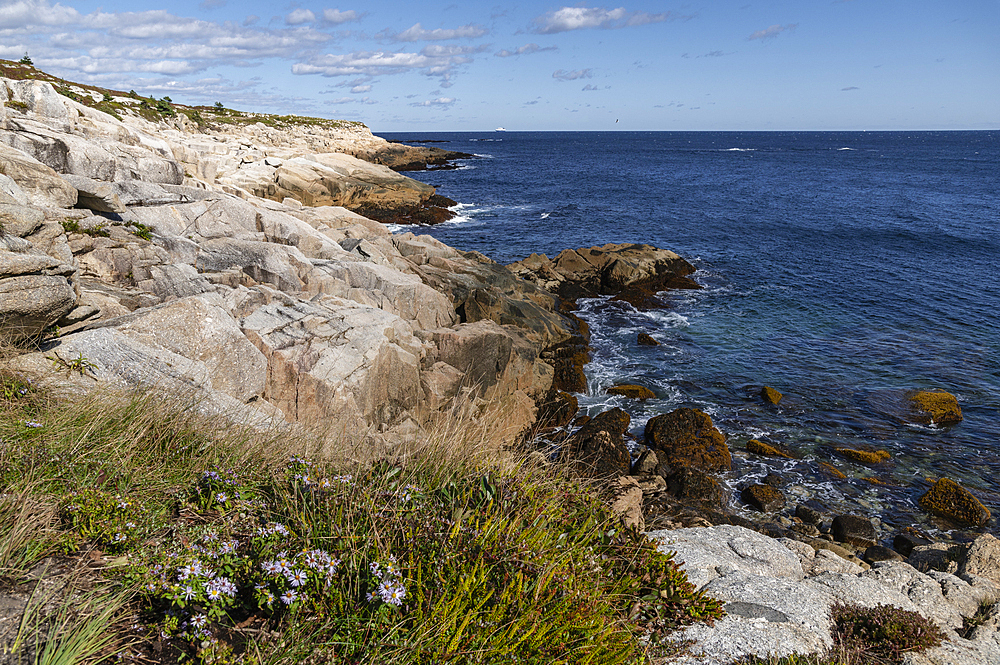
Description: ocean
xmin=381 ymin=130 xmax=1000 ymax=539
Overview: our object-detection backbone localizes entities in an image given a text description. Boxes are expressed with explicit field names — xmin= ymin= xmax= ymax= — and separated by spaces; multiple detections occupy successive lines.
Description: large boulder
xmin=507 ymin=243 xmax=699 ymax=307
xmin=241 ymin=294 xmax=425 ymax=428
xmin=0 ymin=142 xmax=77 ymax=208
xmin=644 ymin=407 xmax=731 ymax=474
xmin=88 ymin=293 xmax=267 ymax=403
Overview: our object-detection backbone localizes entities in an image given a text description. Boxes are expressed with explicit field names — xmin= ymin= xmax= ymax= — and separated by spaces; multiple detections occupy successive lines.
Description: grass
xmin=0 ymin=58 xmax=365 ymax=132
xmin=0 ymin=361 xmax=723 ymax=664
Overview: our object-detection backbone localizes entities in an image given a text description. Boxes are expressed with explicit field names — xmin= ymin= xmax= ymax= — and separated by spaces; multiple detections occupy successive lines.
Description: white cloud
xmin=553 ymin=68 xmax=593 ymax=81
xmin=350 ymin=84 xmax=371 ymax=93
xmin=285 ymin=9 xmax=315 ymax=25
xmin=495 ymin=43 xmax=556 ymax=57
xmin=533 ymin=6 xmax=681 ymax=34
xmin=748 ymin=24 xmax=798 ymax=41
xmin=321 ymin=9 xmax=361 ymax=24
xmin=409 ymin=96 xmax=455 ymax=107
xmin=294 ymin=46 xmax=479 ymax=86
xmin=381 ymin=22 xmax=487 ymax=42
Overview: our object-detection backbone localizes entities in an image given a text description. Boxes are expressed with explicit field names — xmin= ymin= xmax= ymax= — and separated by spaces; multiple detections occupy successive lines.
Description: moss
xmin=909 ymin=390 xmax=963 ymax=425
xmin=836 ymin=447 xmax=891 ymax=464
xmin=819 ymin=462 xmax=847 ymax=480
xmin=606 ymin=384 xmax=656 ymax=400
xmin=5 ymin=99 xmax=28 ymax=112
xmin=919 ymin=477 xmax=991 ymax=527
xmin=60 ymin=219 xmax=109 ymax=238
xmin=645 ymin=408 xmax=731 ymax=473
xmin=747 ymin=439 xmax=792 ymax=459
xmin=761 ymin=385 xmax=783 ymax=405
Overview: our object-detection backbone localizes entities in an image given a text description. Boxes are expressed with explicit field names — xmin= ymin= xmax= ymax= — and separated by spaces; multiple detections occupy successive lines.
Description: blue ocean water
xmin=383 ymin=131 xmax=1000 ymax=537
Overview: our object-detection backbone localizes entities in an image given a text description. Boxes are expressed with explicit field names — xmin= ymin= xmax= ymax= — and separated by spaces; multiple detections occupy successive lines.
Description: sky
xmin=2 ymin=0 xmax=998 ymax=131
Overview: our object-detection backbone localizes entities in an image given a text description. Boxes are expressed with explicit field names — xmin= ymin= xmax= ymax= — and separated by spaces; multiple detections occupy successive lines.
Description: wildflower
xmin=216 ymin=492 xmax=228 ymax=504
xmin=384 ymin=561 xmax=400 ymax=578
xmin=370 ymin=562 xmax=382 ymax=578
xmin=23 ymin=420 xmax=42 ymax=428
xmin=113 ymin=532 xmax=126 ymax=542
xmin=182 ymin=585 xmax=195 ymax=601
xmin=271 ymin=523 xmax=289 ymax=536
xmin=303 ymin=551 xmax=320 ymax=569
xmin=219 ymin=540 xmax=237 ymax=555
xmin=125 ymin=522 xmax=136 ymax=529
xmin=261 ymin=560 xmax=280 ymax=576
xmin=262 ymin=590 xmax=275 ymax=605
xmin=118 ymin=500 xmax=131 ymax=509
xmin=145 ymin=582 xmax=158 ymax=592
xmin=319 ymin=478 xmax=331 ymax=489
xmin=287 ymin=569 xmax=308 ymax=587
xmin=381 ymin=583 xmax=406 ymax=606
xmin=275 ymin=557 xmax=292 ymax=574
xmin=280 ymin=590 xmax=298 ymax=605
xmin=205 ymin=585 xmax=222 ymax=601
xmin=190 ymin=614 xmax=208 ymax=628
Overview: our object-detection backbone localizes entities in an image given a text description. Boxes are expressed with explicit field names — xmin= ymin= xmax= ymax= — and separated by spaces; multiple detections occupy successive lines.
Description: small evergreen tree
xmin=18 ymin=53 xmax=32 ymax=66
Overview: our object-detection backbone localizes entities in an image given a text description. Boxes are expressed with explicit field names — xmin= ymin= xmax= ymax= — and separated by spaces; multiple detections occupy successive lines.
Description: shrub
xmin=18 ymin=53 xmax=32 ymax=65
xmin=832 ymin=602 xmax=944 ymax=662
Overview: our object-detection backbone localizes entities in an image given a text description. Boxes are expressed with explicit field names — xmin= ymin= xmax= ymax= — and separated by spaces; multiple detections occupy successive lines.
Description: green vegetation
xmin=0 ymin=362 xmax=723 ymax=663
xmin=17 ymin=53 xmax=32 ymax=66
xmin=743 ymin=602 xmax=945 ymax=665
xmin=59 ymin=219 xmax=109 ymax=237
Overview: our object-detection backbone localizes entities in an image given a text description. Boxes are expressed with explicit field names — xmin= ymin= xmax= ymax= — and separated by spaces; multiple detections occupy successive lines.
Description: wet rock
xmin=762 ymin=473 xmax=783 ymax=487
xmin=506 ymin=243 xmax=699 ymax=306
xmin=536 ymin=389 xmax=578 ymax=428
xmin=818 ymin=462 xmax=846 ymax=479
xmin=919 ymin=478 xmax=991 ymax=527
xmin=864 ymin=545 xmax=905 ymax=564
xmin=831 ymin=514 xmax=877 ymax=548
xmin=909 ymin=543 xmax=962 ymax=575
xmin=666 ymin=468 xmax=727 ymax=508
xmin=748 ymin=439 xmax=792 ymax=458
xmin=894 ymin=531 xmax=933 ymax=558
xmin=644 ymin=407 xmax=731 ymax=473
xmin=742 ymin=484 xmax=786 ymax=513
xmin=795 ymin=503 xmax=825 ymax=526
xmin=606 ymin=383 xmax=655 ymax=400
xmin=637 ymin=332 xmax=659 ymax=346
xmin=908 ymin=390 xmax=963 ymax=426
xmin=836 ymin=447 xmax=891 ymax=464
xmin=563 ymin=408 xmax=632 ymax=478
xmin=791 ymin=523 xmax=821 ymax=537
xmin=761 ymin=385 xmax=782 ymax=405
xmin=631 ymin=448 xmax=658 ymax=476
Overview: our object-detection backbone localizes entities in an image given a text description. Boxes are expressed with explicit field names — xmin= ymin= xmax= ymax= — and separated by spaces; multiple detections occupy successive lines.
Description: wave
xmin=723 ymin=148 xmax=755 ymax=152
xmin=837 ymin=147 xmax=854 ymax=151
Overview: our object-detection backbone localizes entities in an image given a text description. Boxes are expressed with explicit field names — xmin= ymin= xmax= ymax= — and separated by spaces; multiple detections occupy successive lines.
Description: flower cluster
xmin=254 ymin=547 xmax=341 ymax=611
xmin=60 ymin=489 xmax=150 ymax=553
xmin=192 ymin=467 xmax=245 ymax=513
xmin=367 ymin=556 xmax=407 ymax=607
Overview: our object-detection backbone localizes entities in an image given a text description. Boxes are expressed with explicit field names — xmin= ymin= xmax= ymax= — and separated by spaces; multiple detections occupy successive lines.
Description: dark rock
xmin=536 ymin=390 xmax=578 ymax=428
xmin=795 ymin=504 xmax=824 ymax=526
xmin=919 ymin=477 xmax=991 ymax=527
xmin=831 ymin=514 xmax=877 ymax=548
xmin=761 ymin=385 xmax=783 ymax=405
xmin=631 ymin=448 xmax=659 ymax=476
xmin=741 ymin=484 xmax=785 ymax=513
xmin=644 ymin=407 xmax=731 ymax=473
xmin=666 ymin=467 xmax=727 ymax=508
xmin=606 ymin=384 xmax=656 ymax=400
xmin=908 ymin=390 xmax=963 ymax=426
xmin=791 ymin=522 xmax=821 ymax=537
xmin=762 ymin=473 xmax=783 ymax=487
xmin=864 ymin=545 xmax=905 ymax=564
xmin=562 ymin=408 xmax=631 ymax=478
xmin=893 ymin=531 xmax=932 ymax=557
xmin=637 ymin=332 xmax=660 ymax=346
xmin=835 ymin=447 xmax=890 ymax=464
xmin=908 ymin=543 xmax=962 ymax=575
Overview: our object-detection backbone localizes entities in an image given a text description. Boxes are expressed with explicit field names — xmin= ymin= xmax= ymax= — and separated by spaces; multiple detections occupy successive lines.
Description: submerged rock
xmin=747 ymin=439 xmax=792 ymax=459
xmin=637 ymin=332 xmax=659 ymax=346
xmin=919 ymin=478 xmax=991 ymax=527
xmin=836 ymin=447 xmax=891 ymax=464
xmin=761 ymin=385 xmax=783 ymax=405
xmin=606 ymin=383 xmax=656 ymax=400
xmin=909 ymin=390 xmax=963 ymax=426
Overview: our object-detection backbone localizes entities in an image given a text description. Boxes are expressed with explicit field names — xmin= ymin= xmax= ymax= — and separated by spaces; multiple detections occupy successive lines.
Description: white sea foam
xmin=723 ymin=148 xmax=755 ymax=152
xmin=837 ymin=147 xmax=854 ymax=151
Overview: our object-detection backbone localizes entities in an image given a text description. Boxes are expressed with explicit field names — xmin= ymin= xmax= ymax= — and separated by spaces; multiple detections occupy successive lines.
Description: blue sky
xmin=2 ymin=0 xmax=997 ymax=131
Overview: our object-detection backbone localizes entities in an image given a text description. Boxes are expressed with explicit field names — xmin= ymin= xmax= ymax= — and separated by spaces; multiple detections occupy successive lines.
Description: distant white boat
xmin=495 ymin=127 xmax=506 ymax=132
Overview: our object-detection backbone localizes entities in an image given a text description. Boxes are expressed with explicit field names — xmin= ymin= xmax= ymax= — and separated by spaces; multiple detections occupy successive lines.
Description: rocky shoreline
xmin=1 ymin=63 xmax=997 ymax=663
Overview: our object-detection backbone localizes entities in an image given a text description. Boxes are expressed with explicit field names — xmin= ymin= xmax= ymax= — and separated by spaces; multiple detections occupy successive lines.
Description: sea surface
xmin=381 ymin=130 xmax=1000 ymax=539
